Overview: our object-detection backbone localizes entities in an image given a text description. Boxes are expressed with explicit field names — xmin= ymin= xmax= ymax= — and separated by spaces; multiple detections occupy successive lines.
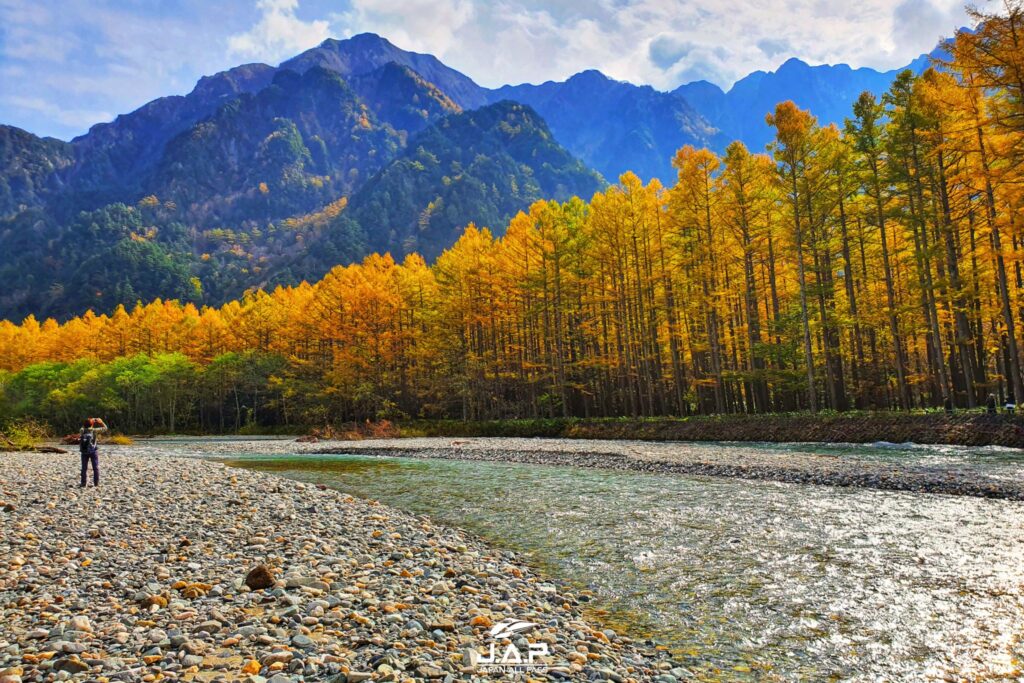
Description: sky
xmin=0 ymin=0 xmax=972 ymax=140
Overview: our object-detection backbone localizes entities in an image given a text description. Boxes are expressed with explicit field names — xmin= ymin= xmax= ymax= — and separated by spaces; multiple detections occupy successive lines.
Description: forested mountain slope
xmin=0 ymin=125 xmax=74 ymax=218
xmin=326 ymin=101 xmax=604 ymax=263
xmin=0 ymin=60 xmax=599 ymax=320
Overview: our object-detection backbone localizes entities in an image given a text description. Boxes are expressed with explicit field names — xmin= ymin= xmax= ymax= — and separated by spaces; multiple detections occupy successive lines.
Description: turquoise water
xmin=215 ymin=449 xmax=1024 ymax=681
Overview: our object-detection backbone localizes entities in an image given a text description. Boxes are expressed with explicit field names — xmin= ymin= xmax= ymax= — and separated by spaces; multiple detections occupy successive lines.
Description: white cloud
xmin=340 ymin=0 xmax=474 ymax=56
xmin=0 ymin=0 xmax=254 ymax=139
xmin=892 ymin=0 xmax=962 ymax=53
xmin=330 ymin=0 xmax=971 ymax=90
xmin=0 ymin=1 xmax=78 ymax=62
xmin=4 ymin=95 xmax=112 ymax=132
xmin=227 ymin=0 xmax=332 ymax=62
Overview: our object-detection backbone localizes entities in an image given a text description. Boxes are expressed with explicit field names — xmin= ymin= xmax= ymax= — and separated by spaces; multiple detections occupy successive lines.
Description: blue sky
xmin=0 ymin=0 xmax=970 ymax=140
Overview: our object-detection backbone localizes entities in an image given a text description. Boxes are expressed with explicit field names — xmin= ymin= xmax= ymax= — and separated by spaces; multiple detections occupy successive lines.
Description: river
xmin=140 ymin=437 xmax=1024 ymax=680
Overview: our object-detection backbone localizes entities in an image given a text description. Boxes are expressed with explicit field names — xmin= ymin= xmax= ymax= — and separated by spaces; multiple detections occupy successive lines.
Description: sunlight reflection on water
xmin=209 ymin=450 xmax=1024 ymax=681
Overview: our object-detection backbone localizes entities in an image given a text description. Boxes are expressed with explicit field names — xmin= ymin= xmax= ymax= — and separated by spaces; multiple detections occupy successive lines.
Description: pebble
xmin=67 ymin=617 xmax=91 ymax=633
xmin=0 ymin=451 xmax=672 ymax=682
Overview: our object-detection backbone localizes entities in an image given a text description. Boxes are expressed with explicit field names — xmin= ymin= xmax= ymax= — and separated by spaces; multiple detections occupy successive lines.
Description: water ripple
xmin=197 ymin=444 xmax=1024 ymax=680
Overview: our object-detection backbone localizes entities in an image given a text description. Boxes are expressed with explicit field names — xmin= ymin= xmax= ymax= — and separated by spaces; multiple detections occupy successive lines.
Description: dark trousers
xmin=80 ymin=451 xmax=99 ymax=486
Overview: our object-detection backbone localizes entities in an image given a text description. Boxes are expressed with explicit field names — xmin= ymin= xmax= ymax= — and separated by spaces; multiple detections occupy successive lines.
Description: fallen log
xmin=1 ymin=435 xmax=69 ymax=454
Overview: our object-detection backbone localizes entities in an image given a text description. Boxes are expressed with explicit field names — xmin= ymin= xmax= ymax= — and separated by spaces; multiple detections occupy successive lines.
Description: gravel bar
xmin=321 ymin=437 xmax=1024 ymax=501
xmin=0 ymin=452 xmax=677 ymax=683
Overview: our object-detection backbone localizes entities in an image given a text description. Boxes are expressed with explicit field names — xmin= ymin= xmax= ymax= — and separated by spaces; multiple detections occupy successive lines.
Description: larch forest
xmin=2 ymin=6 xmax=1024 ymax=434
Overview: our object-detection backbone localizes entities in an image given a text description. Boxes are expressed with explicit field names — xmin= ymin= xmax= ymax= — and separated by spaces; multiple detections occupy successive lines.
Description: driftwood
xmin=1 ymin=435 xmax=69 ymax=454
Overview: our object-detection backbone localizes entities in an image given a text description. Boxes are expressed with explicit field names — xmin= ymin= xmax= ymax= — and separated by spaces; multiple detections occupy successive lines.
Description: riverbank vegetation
xmin=400 ymin=412 xmax=1024 ymax=448
xmin=2 ymin=9 xmax=1024 ymax=430
xmin=0 ymin=418 xmax=48 ymax=451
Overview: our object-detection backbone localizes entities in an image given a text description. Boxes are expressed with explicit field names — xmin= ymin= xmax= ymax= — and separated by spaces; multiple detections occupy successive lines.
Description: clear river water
xmin=143 ymin=438 xmax=1024 ymax=681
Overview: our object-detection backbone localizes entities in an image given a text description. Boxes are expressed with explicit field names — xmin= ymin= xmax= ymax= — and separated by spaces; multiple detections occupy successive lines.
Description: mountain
xmin=63 ymin=63 xmax=278 ymax=209
xmin=30 ymin=33 xmax=481 ymax=214
xmin=349 ymin=62 xmax=461 ymax=134
xmin=0 ymin=202 xmax=199 ymax=319
xmin=676 ymin=51 xmax=939 ymax=152
xmin=185 ymin=98 xmax=602 ymax=291
xmin=480 ymin=46 xmax=942 ymax=180
xmin=280 ymin=33 xmax=489 ymax=109
xmin=326 ymin=100 xmax=603 ymax=263
xmin=0 ymin=41 xmax=599 ymax=320
xmin=0 ymin=126 xmax=74 ymax=218
xmin=487 ymin=70 xmax=721 ymax=184
xmin=151 ymin=66 xmax=407 ymax=226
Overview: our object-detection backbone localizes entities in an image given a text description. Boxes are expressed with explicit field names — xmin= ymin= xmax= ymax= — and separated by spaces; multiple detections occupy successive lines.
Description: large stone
xmin=261 ymin=651 xmax=294 ymax=666
xmin=284 ymin=576 xmax=320 ymax=589
xmin=291 ymin=634 xmax=315 ymax=649
xmin=428 ymin=619 xmax=455 ymax=632
xmin=245 ymin=564 xmax=276 ymax=590
xmin=68 ymin=616 xmax=92 ymax=633
xmin=416 ymin=665 xmax=446 ymax=679
xmin=198 ymin=620 xmax=222 ymax=633
xmin=53 ymin=658 xmax=90 ymax=674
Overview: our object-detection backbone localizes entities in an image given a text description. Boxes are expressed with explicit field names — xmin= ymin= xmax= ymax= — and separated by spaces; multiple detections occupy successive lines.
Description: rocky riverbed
xmin=0 ymin=452 xmax=674 ymax=683
xmin=323 ymin=437 xmax=1024 ymax=500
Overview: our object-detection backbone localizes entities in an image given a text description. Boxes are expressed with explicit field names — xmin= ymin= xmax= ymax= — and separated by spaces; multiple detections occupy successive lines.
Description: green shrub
xmin=1 ymin=418 xmax=50 ymax=450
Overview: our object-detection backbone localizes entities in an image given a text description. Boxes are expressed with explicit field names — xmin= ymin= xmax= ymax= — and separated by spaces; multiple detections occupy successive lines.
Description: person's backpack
xmin=79 ymin=430 xmax=96 ymax=456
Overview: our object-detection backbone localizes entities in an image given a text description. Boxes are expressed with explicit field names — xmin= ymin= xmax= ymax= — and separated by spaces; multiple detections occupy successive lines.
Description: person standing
xmin=79 ymin=418 xmax=107 ymax=487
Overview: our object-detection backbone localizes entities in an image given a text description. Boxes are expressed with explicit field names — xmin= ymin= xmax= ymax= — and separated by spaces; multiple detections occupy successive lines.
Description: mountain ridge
xmin=673 ymin=49 xmax=940 ymax=150
xmin=0 ymin=31 xmax=956 ymax=321
xmin=280 ymin=33 xmax=489 ymax=109
xmin=8 ymin=32 xmax=948 ymax=192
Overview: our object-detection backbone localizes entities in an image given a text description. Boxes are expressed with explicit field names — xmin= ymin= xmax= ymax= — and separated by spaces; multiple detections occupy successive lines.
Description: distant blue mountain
xmin=487 ymin=70 xmax=722 ymax=184
xmin=675 ymin=49 xmax=941 ymax=153
xmin=486 ymin=40 xmax=949 ymax=178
